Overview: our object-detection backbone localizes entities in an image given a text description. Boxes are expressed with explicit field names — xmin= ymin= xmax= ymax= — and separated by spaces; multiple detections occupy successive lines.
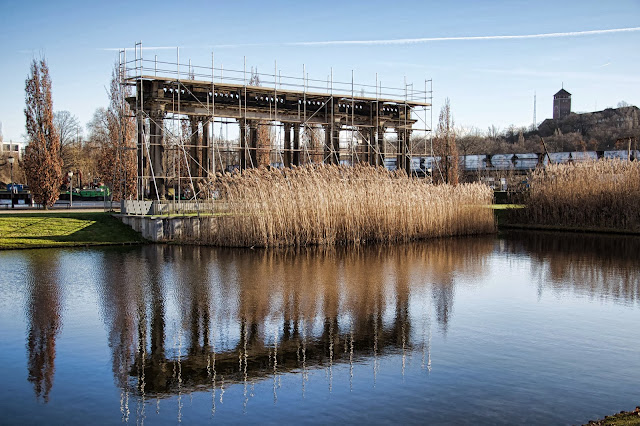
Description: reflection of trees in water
xmin=25 ymin=250 xmax=62 ymax=403
xmin=98 ymin=247 xmax=147 ymax=420
xmin=100 ymin=239 xmax=493 ymax=399
xmin=99 ymin=250 xmax=143 ymax=389
xmin=97 ymin=245 xmax=172 ymax=420
xmin=404 ymin=238 xmax=494 ymax=333
xmin=503 ymin=231 xmax=640 ymax=304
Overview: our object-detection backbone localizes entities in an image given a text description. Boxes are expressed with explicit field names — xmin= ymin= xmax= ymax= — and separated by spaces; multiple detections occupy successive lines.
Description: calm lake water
xmin=1 ymin=231 xmax=639 ymax=425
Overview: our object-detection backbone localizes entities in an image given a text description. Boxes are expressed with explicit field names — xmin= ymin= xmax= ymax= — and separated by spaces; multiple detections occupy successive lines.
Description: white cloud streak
xmin=100 ymin=46 xmax=178 ymax=52
xmin=99 ymin=27 xmax=640 ymax=51
xmin=287 ymin=27 xmax=640 ymax=47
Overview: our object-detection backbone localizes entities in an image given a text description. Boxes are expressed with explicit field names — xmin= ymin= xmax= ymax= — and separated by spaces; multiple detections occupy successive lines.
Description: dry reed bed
xmin=511 ymin=159 xmax=640 ymax=231
xmin=207 ymin=164 xmax=495 ymax=247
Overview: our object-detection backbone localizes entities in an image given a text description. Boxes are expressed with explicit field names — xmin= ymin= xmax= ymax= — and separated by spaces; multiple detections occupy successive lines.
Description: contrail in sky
xmin=101 ymin=46 xmax=178 ymax=51
xmin=101 ymin=27 xmax=640 ymax=51
xmin=287 ymin=27 xmax=640 ymax=46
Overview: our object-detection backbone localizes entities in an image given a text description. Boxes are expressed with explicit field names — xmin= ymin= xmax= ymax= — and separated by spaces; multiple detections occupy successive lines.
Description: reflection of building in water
xmin=94 ymin=239 xmax=493 ymax=401
xmin=25 ymin=251 xmax=62 ymax=403
xmin=502 ymin=231 xmax=640 ymax=304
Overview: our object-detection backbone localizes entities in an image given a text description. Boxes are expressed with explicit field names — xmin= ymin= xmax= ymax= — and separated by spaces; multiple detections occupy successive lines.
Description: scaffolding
xmin=121 ymin=43 xmax=433 ymax=202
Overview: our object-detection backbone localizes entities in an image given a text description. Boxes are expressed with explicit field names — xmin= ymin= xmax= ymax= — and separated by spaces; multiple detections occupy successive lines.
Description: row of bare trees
xmin=22 ymin=58 xmax=136 ymax=208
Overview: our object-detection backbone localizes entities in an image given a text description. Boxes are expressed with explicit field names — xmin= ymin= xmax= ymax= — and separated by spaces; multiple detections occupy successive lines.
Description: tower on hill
xmin=553 ymin=88 xmax=571 ymax=120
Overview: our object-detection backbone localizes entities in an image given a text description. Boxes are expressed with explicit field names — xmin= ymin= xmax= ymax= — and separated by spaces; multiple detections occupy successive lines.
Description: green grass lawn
xmin=0 ymin=212 xmax=146 ymax=249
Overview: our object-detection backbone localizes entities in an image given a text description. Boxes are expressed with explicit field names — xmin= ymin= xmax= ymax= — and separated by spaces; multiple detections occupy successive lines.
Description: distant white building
xmin=1 ymin=140 xmax=27 ymax=160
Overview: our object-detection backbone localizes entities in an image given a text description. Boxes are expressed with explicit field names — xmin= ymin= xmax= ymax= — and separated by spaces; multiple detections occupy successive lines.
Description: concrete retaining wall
xmin=119 ymin=215 xmax=218 ymax=243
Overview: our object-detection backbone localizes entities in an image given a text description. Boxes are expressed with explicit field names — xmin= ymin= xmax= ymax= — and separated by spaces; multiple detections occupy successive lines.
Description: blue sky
xmin=1 ymin=0 xmax=639 ymax=141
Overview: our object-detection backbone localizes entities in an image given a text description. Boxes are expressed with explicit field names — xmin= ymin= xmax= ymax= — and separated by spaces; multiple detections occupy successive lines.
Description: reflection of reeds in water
xmin=210 ymin=164 xmax=495 ymax=247
xmin=504 ymin=231 xmax=640 ymax=304
xmin=510 ymin=160 xmax=640 ymax=231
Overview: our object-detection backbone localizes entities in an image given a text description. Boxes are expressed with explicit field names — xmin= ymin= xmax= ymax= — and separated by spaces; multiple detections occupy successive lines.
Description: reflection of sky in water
xmin=0 ymin=233 xmax=639 ymax=424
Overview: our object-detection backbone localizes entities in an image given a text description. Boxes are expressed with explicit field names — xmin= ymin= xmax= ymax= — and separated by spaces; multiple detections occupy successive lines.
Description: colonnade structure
xmin=122 ymin=43 xmax=432 ymax=201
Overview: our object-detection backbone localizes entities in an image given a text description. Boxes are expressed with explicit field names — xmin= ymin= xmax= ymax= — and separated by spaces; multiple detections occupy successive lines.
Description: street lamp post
xmin=68 ymin=171 xmax=73 ymax=208
xmin=8 ymin=156 xmax=15 ymax=208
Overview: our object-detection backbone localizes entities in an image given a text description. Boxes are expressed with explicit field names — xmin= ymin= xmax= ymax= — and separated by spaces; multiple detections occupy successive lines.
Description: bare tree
xmin=434 ymin=98 xmax=458 ymax=185
xmin=85 ymin=108 xmax=110 ymax=184
xmin=24 ymin=58 xmax=63 ymax=208
xmin=97 ymin=63 xmax=137 ymax=201
xmin=456 ymin=125 xmax=484 ymax=157
xmin=54 ymin=110 xmax=82 ymax=171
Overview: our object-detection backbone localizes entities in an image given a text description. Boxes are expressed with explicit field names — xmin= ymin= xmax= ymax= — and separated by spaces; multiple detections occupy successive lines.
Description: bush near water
xmin=209 ymin=164 xmax=496 ymax=247
xmin=509 ymin=159 xmax=640 ymax=232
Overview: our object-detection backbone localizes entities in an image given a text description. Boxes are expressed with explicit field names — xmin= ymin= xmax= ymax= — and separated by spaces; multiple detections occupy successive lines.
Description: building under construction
xmin=122 ymin=44 xmax=432 ymax=201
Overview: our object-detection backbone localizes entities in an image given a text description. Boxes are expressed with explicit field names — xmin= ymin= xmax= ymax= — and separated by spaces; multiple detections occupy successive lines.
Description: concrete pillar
xmin=249 ymin=121 xmax=258 ymax=168
xmin=377 ymin=126 xmax=386 ymax=167
xmin=190 ymin=118 xmax=199 ymax=179
xmin=240 ymin=119 xmax=247 ymax=170
xmin=405 ymin=130 xmax=413 ymax=175
xmin=368 ymin=127 xmax=376 ymax=166
xmin=149 ymin=110 xmax=165 ymax=199
xmin=283 ymin=123 xmax=292 ymax=168
xmin=331 ymin=127 xmax=340 ymax=164
xmin=136 ymin=113 xmax=146 ymax=198
xmin=396 ymin=129 xmax=404 ymax=173
xmin=202 ymin=120 xmax=210 ymax=177
xmin=293 ymin=123 xmax=300 ymax=166
xmin=324 ymin=124 xmax=331 ymax=164
xmin=396 ymin=128 xmax=412 ymax=175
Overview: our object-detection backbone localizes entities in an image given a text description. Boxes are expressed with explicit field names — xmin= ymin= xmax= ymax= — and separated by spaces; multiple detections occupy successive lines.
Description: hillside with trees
xmin=457 ymin=103 xmax=640 ymax=155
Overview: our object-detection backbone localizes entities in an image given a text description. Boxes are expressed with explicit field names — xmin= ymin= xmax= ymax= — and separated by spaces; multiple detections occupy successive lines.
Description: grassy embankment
xmin=585 ymin=407 xmax=640 ymax=425
xmin=209 ymin=164 xmax=496 ymax=247
xmin=0 ymin=212 xmax=146 ymax=249
xmin=503 ymin=159 xmax=640 ymax=234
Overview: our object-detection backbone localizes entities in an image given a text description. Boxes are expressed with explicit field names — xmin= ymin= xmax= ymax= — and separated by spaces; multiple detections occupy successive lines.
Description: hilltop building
xmin=553 ymin=88 xmax=571 ymax=120
xmin=538 ymin=105 xmax=639 ymax=146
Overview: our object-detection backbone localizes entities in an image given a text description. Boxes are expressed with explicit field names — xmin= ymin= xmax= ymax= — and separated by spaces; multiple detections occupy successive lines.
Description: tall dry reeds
xmin=511 ymin=159 xmax=640 ymax=231
xmin=207 ymin=164 xmax=495 ymax=247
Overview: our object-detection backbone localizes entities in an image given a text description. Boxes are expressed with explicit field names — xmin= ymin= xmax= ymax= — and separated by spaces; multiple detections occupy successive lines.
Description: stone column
xmin=396 ymin=128 xmax=404 ymax=173
xmin=149 ymin=110 xmax=165 ymax=199
xmin=377 ymin=125 xmax=386 ymax=167
xmin=368 ymin=127 xmax=376 ymax=166
xmin=331 ymin=127 xmax=340 ymax=164
xmin=240 ymin=119 xmax=247 ymax=170
xmin=293 ymin=123 xmax=300 ymax=166
xmin=249 ymin=121 xmax=258 ymax=168
xmin=396 ymin=128 xmax=412 ymax=175
xmin=202 ymin=120 xmax=210 ymax=177
xmin=324 ymin=124 xmax=332 ymax=164
xmin=189 ymin=118 xmax=200 ymax=178
xmin=283 ymin=123 xmax=292 ymax=168
xmin=405 ymin=130 xmax=413 ymax=175
xmin=136 ymin=112 xmax=146 ymax=198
